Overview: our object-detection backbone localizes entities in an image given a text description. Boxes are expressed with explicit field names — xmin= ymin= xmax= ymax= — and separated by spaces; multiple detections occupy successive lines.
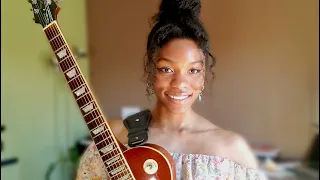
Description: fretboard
xmin=43 ymin=21 xmax=133 ymax=180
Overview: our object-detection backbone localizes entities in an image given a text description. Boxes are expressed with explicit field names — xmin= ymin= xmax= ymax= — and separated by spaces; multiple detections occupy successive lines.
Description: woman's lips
xmin=165 ymin=93 xmax=192 ymax=104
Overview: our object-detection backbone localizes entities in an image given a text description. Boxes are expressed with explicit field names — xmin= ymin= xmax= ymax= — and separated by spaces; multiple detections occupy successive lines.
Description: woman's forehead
xmin=157 ymin=39 xmax=204 ymax=63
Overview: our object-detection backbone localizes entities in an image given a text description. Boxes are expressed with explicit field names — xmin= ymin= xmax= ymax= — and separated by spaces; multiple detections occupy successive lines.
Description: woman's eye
xmin=157 ymin=67 xmax=173 ymax=73
xmin=188 ymin=69 xmax=202 ymax=74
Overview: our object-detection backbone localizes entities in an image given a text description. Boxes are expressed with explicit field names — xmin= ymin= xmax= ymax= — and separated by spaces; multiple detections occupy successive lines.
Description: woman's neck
xmin=149 ymin=102 xmax=197 ymax=132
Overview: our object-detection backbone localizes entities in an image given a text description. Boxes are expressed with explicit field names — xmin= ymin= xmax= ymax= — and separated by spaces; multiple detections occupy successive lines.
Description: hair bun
xmin=154 ymin=0 xmax=201 ymax=23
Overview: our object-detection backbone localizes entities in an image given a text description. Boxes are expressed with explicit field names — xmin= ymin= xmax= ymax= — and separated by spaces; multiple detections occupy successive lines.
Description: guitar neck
xmin=43 ymin=21 xmax=133 ymax=179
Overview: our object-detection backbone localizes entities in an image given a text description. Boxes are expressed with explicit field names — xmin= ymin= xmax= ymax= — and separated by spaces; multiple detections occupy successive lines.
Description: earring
xmin=198 ymin=86 xmax=204 ymax=102
xmin=198 ymin=92 xmax=202 ymax=102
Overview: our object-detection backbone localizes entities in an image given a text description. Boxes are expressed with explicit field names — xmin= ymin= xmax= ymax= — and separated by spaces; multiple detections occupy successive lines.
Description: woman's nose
xmin=170 ymin=72 xmax=188 ymax=89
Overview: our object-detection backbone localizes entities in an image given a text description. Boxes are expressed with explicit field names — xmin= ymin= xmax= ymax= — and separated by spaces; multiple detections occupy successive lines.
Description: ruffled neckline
xmin=124 ymin=144 xmax=260 ymax=171
xmin=169 ymin=151 xmax=260 ymax=172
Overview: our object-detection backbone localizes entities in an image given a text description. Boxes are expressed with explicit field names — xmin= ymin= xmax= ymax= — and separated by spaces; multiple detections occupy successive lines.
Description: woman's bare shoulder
xmin=196 ymin=116 xmax=258 ymax=169
xmin=107 ymin=119 xmax=129 ymax=144
xmin=206 ymin=127 xmax=259 ymax=169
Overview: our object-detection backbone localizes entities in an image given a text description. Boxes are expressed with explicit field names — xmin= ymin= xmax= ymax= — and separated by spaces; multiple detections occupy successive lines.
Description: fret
xmin=105 ymin=160 xmax=128 ymax=178
xmin=99 ymin=148 xmax=120 ymax=162
xmin=44 ymin=24 xmax=64 ymax=52
xmin=65 ymin=67 xmax=80 ymax=81
xmin=50 ymin=34 xmax=65 ymax=51
xmin=42 ymin=21 xmax=132 ymax=179
xmin=94 ymin=131 xmax=113 ymax=146
xmin=95 ymin=141 xmax=120 ymax=153
xmin=117 ymin=174 xmax=131 ymax=180
xmin=106 ymin=159 xmax=124 ymax=177
xmin=77 ymin=93 xmax=93 ymax=108
xmin=67 ymin=74 xmax=81 ymax=83
xmin=87 ymin=116 xmax=103 ymax=130
xmin=109 ymin=164 xmax=127 ymax=179
xmin=72 ymin=83 xmax=86 ymax=93
xmin=100 ymin=142 xmax=115 ymax=154
xmin=43 ymin=26 xmax=53 ymax=40
xmin=59 ymin=58 xmax=75 ymax=73
xmin=81 ymin=102 xmax=94 ymax=112
xmin=68 ymin=75 xmax=84 ymax=91
xmin=81 ymin=100 xmax=94 ymax=110
xmin=105 ymin=158 xmax=125 ymax=173
xmin=90 ymin=123 xmax=107 ymax=137
xmin=83 ymin=108 xmax=97 ymax=118
xmin=92 ymin=131 xmax=113 ymax=146
xmin=54 ymin=45 xmax=67 ymax=53
xmin=50 ymin=24 xmax=60 ymax=37
xmin=57 ymin=49 xmax=68 ymax=60
xmin=87 ymin=115 xmax=103 ymax=125
xmin=110 ymin=165 xmax=126 ymax=177
xmin=99 ymin=147 xmax=119 ymax=160
xmin=49 ymin=33 xmax=61 ymax=42
xmin=51 ymin=25 xmax=60 ymax=37
xmin=76 ymin=91 xmax=89 ymax=101
xmin=104 ymin=155 xmax=121 ymax=166
xmin=92 ymin=128 xmax=112 ymax=142
xmin=44 ymin=25 xmax=58 ymax=40
xmin=91 ymin=124 xmax=105 ymax=135
xmin=92 ymin=128 xmax=111 ymax=141
xmin=48 ymin=34 xmax=60 ymax=41
xmin=74 ymin=86 xmax=88 ymax=98
xmin=84 ymin=109 xmax=100 ymax=123
xmin=59 ymin=55 xmax=72 ymax=64
xmin=111 ymin=172 xmax=131 ymax=180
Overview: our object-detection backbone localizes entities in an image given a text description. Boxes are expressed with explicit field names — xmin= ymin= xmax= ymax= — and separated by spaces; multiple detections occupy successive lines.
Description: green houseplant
xmin=45 ymin=145 xmax=81 ymax=180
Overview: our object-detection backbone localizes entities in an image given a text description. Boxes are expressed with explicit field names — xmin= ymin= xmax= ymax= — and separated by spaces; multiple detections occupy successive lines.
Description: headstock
xmin=28 ymin=0 xmax=60 ymax=28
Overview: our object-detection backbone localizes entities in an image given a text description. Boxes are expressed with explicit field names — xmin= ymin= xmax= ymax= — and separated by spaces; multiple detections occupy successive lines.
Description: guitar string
xmin=32 ymin=2 xmax=46 ymax=27
xmin=47 ymin=23 xmax=132 ymax=180
xmin=36 ymin=1 xmax=133 ymax=178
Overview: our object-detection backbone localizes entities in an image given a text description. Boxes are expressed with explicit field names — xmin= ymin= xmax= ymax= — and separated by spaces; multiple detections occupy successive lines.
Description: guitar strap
xmin=123 ymin=109 xmax=152 ymax=147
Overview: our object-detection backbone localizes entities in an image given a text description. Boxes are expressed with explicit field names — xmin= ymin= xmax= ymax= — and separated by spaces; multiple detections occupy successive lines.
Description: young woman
xmin=76 ymin=0 xmax=267 ymax=179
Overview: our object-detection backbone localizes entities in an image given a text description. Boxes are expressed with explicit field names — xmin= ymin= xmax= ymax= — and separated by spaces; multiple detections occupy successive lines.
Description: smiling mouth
xmin=166 ymin=94 xmax=192 ymax=101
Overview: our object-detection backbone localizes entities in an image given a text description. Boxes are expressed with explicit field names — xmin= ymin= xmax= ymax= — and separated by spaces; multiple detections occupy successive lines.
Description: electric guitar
xmin=28 ymin=0 xmax=176 ymax=179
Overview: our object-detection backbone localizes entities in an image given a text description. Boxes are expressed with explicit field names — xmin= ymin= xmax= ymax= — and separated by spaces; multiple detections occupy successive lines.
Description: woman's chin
xmin=164 ymin=106 xmax=190 ymax=114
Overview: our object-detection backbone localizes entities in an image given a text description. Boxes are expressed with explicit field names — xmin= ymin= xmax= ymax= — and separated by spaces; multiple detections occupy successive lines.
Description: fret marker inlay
xmin=92 ymin=126 xmax=104 ymax=135
xmin=106 ymin=156 xmax=120 ymax=165
xmin=57 ymin=49 xmax=67 ymax=59
xmin=111 ymin=165 xmax=125 ymax=175
xmin=82 ymin=103 xmax=93 ymax=113
xmin=101 ymin=144 xmax=114 ymax=154
xmin=119 ymin=175 xmax=130 ymax=180
xmin=75 ymin=86 xmax=86 ymax=97
xmin=43 ymin=23 xmax=131 ymax=179
xmin=66 ymin=68 xmax=77 ymax=78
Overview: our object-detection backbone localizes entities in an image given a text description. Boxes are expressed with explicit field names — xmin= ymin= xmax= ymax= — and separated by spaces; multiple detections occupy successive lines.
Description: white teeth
xmin=168 ymin=95 xmax=188 ymax=100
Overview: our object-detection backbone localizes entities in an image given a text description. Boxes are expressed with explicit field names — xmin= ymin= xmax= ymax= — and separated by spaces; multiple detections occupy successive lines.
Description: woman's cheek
xmin=155 ymin=73 xmax=173 ymax=83
xmin=189 ymin=75 xmax=205 ymax=90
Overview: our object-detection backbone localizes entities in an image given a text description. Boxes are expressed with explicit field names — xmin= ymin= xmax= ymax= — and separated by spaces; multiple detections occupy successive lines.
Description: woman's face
xmin=153 ymin=38 xmax=205 ymax=114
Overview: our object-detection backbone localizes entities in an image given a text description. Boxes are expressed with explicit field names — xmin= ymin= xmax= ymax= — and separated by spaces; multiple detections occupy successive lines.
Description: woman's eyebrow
xmin=157 ymin=57 xmax=174 ymax=63
xmin=157 ymin=58 xmax=204 ymax=64
xmin=191 ymin=60 xmax=204 ymax=64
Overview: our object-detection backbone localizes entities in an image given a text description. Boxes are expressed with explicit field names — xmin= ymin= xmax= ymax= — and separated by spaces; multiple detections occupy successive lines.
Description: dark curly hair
xmin=143 ymin=0 xmax=216 ymax=97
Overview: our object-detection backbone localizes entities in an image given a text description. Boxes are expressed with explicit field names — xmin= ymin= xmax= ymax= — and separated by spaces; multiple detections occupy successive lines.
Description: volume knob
xmin=143 ymin=159 xmax=158 ymax=175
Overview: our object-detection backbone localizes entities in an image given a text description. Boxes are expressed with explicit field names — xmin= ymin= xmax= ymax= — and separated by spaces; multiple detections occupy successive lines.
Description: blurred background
xmin=1 ymin=0 xmax=318 ymax=180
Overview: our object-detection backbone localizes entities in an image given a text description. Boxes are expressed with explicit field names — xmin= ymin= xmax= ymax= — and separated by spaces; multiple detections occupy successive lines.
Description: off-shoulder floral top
xmin=76 ymin=142 xmax=268 ymax=180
